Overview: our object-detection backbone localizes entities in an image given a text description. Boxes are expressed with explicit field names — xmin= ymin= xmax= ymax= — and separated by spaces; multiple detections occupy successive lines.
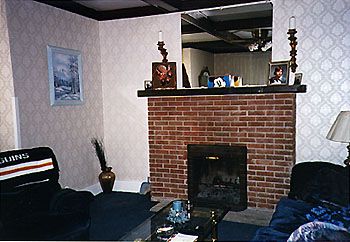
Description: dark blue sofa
xmin=252 ymin=161 xmax=350 ymax=241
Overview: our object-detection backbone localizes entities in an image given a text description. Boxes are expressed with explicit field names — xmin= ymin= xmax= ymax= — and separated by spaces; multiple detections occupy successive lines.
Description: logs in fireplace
xmin=187 ymin=144 xmax=247 ymax=211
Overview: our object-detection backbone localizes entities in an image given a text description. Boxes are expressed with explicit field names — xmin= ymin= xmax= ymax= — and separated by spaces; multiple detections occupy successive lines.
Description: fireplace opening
xmin=187 ymin=144 xmax=247 ymax=211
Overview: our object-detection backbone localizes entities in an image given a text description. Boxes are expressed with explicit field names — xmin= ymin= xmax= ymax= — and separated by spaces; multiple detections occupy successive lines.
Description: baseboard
xmin=83 ymin=183 xmax=101 ymax=195
xmin=114 ymin=180 xmax=143 ymax=193
xmin=83 ymin=180 xmax=144 ymax=195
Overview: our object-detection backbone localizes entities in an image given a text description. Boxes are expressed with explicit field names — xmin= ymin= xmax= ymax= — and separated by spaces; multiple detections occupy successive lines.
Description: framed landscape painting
xmin=47 ymin=45 xmax=83 ymax=106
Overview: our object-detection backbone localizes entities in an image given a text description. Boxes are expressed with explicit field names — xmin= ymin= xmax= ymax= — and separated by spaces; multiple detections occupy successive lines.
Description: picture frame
xmin=152 ymin=62 xmax=177 ymax=89
xmin=144 ymin=80 xmax=152 ymax=90
xmin=47 ymin=45 xmax=83 ymax=106
xmin=268 ymin=61 xmax=289 ymax=85
xmin=294 ymin=73 xmax=303 ymax=85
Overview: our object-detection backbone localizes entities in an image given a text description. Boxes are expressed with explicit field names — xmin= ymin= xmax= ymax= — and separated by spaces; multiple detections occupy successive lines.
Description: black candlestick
xmin=288 ymin=28 xmax=298 ymax=73
xmin=157 ymin=41 xmax=168 ymax=64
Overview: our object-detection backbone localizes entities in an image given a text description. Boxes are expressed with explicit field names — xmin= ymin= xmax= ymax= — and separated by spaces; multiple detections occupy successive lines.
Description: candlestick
xmin=158 ymin=31 xmax=163 ymax=42
xmin=157 ymin=41 xmax=168 ymax=64
xmin=287 ymin=25 xmax=298 ymax=73
xmin=289 ymin=16 xmax=296 ymax=30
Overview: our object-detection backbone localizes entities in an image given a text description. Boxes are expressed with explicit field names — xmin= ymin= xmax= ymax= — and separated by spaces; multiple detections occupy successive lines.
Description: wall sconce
xmin=287 ymin=16 xmax=298 ymax=73
xmin=326 ymin=111 xmax=350 ymax=166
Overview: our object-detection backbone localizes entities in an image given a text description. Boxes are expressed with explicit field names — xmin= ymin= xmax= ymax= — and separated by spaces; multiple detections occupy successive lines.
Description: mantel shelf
xmin=137 ymin=85 xmax=307 ymax=97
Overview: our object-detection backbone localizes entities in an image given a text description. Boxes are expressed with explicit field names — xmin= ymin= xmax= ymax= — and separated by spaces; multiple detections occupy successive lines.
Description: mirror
xmin=181 ymin=2 xmax=273 ymax=88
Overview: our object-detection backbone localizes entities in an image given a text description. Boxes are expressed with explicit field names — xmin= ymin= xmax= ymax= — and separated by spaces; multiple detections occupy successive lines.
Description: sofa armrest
xmin=288 ymin=162 xmax=349 ymax=206
xmin=49 ymin=188 xmax=94 ymax=215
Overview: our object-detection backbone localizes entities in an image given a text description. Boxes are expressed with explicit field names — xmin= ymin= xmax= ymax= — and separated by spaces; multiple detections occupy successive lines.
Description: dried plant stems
xmin=91 ymin=138 xmax=107 ymax=172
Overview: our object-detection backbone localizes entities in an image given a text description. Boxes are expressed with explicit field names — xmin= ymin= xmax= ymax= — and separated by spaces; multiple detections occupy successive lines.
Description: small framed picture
xmin=144 ymin=80 xmax=152 ymax=90
xmin=152 ymin=62 xmax=177 ymax=89
xmin=268 ymin=61 xmax=289 ymax=85
xmin=47 ymin=45 xmax=83 ymax=106
xmin=294 ymin=73 xmax=303 ymax=85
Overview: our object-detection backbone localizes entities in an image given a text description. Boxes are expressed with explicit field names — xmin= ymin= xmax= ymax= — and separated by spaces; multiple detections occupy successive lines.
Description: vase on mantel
xmin=99 ymin=166 xmax=115 ymax=193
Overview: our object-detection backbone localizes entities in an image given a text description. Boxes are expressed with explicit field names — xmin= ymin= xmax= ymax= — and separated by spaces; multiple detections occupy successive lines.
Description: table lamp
xmin=326 ymin=111 xmax=350 ymax=166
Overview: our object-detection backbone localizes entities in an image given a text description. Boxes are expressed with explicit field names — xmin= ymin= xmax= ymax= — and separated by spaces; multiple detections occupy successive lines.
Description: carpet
xmin=219 ymin=220 xmax=263 ymax=241
xmin=89 ymin=192 xmax=263 ymax=241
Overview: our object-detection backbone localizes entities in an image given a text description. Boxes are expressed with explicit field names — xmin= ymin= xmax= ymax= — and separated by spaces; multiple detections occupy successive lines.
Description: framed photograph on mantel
xmin=268 ymin=61 xmax=289 ymax=86
xmin=47 ymin=45 xmax=83 ymax=106
xmin=152 ymin=62 xmax=177 ymax=89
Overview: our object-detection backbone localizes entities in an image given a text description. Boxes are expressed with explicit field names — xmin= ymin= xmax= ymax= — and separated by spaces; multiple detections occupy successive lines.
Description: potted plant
xmin=91 ymin=138 xmax=115 ymax=193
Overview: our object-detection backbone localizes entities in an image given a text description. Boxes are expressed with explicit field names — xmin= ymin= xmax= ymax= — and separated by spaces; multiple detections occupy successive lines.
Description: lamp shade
xmin=326 ymin=111 xmax=350 ymax=143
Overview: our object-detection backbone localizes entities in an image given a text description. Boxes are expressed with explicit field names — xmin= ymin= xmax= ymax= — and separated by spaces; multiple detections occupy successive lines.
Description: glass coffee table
xmin=120 ymin=201 xmax=229 ymax=241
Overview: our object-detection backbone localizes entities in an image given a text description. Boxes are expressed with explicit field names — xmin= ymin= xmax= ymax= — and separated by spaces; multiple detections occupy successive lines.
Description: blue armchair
xmin=0 ymin=147 xmax=94 ymax=240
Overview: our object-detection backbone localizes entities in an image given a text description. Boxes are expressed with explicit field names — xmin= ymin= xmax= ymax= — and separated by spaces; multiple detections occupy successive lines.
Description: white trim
xmin=82 ymin=180 xmax=144 ymax=195
xmin=82 ymin=183 xmax=101 ymax=195
xmin=114 ymin=180 xmax=143 ymax=193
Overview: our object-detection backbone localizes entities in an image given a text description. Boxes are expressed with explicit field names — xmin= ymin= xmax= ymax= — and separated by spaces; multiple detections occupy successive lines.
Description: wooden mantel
xmin=138 ymin=85 xmax=306 ymax=97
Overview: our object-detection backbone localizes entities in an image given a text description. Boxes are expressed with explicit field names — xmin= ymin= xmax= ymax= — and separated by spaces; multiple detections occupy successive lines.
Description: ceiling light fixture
xmin=248 ymin=41 xmax=272 ymax=52
xmin=248 ymin=29 xmax=272 ymax=52
xmin=261 ymin=41 xmax=272 ymax=51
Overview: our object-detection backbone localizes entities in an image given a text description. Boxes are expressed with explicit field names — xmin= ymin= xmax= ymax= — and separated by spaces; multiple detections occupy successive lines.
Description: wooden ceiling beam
xmin=161 ymin=0 xmax=260 ymax=11
xmin=182 ymin=40 xmax=249 ymax=53
xmin=182 ymin=16 xmax=272 ymax=34
xmin=140 ymin=0 xmax=179 ymax=12
xmin=181 ymin=14 xmax=244 ymax=44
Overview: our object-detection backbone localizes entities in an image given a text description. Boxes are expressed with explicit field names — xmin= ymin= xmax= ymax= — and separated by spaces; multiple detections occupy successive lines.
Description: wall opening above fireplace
xmin=187 ymin=144 xmax=247 ymax=211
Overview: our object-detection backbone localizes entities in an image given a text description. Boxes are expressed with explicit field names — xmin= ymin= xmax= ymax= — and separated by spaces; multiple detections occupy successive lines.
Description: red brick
xmin=148 ymin=94 xmax=296 ymax=209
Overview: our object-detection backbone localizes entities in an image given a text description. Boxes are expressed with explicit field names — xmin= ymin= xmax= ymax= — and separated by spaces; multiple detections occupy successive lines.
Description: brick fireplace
xmin=148 ymin=93 xmax=296 ymax=209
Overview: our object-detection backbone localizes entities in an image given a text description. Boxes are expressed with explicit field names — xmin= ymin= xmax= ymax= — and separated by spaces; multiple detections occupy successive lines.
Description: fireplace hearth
xmin=187 ymin=144 xmax=247 ymax=211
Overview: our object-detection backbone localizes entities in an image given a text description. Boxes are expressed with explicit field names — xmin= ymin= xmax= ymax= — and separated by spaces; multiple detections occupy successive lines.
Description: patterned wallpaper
xmin=272 ymin=0 xmax=350 ymax=165
xmin=2 ymin=0 xmax=349 ymax=191
xmin=99 ymin=14 xmax=182 ymax=183
xmin=3 ymin=0 xmax=103 ymax=189
xmin=0 ymin=0 xmax=15 ymax=150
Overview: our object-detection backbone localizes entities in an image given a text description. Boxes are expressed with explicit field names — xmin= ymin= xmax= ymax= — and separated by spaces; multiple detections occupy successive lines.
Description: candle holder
xmin=287 ymin=28 xmax=298 ymax=73
xmin=152 ymin=40 xmax=176 ymax=89
xmin=157 ymin=41 xmax=168 ymax=64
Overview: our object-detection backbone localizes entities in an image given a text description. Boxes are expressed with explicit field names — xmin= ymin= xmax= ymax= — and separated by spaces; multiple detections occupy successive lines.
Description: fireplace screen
xmin=187 ymin=144 xmax=247 ymax=211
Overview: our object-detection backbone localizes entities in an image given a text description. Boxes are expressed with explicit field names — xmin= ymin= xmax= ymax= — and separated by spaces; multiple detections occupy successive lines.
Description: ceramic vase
xmin=99 ymin=167 xmax=115 ymax=193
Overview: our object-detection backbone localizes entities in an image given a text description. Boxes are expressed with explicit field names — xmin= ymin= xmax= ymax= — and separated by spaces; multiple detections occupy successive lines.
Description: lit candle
xmin=158 ymin=31 xmax=163 ymax=42
xmin=289 ymin=16 xmax=296 ymax=29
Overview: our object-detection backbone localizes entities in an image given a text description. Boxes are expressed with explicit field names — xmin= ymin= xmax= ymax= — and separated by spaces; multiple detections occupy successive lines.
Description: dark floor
xmin=89 ymin=192 xmax=263 ymax=241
